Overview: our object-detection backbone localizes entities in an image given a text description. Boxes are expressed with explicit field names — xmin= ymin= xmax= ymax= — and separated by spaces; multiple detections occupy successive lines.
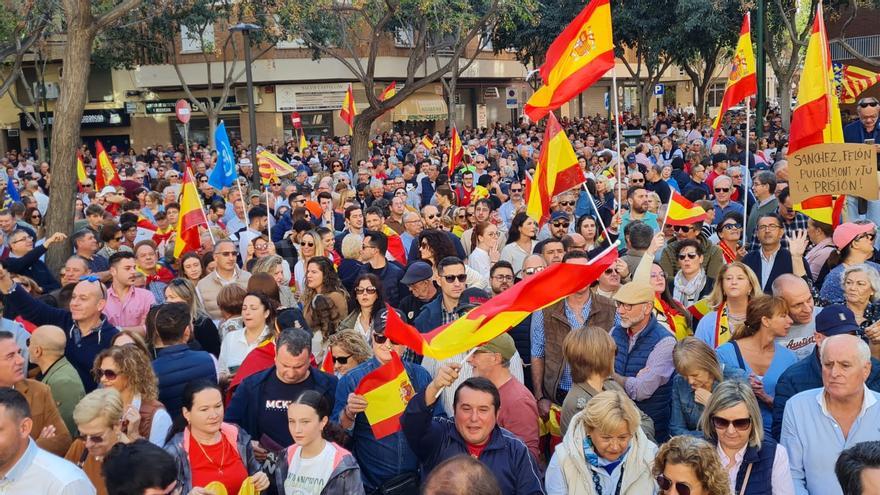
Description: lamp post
xmin=229 ymin=22 xmax=261 ymax=188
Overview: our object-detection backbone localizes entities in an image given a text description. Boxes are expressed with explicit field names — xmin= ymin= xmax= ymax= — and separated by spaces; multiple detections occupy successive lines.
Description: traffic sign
xmin=290 ymin=112 xmax=302 ymax=129
xmin=653 ymin=84 xmax=665 ymax=97
xmin=175 ymin=99 xmax=191 ymax=124
xmin=505 ymin=87 xmax=518 ymax=109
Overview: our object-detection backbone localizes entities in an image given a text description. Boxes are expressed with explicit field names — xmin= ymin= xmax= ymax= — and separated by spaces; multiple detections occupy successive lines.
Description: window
xmin=480 ymin=28 xmax=494 ymax=52
xmin=395 ymin=27 xmax=415 ymax=48
xmin=706 ymin=82 xmax=726 ymax=108
xmin=87 ymin=69 xmax=114 ymax=103
xmin=180 ymin=23 xmax=215 ymax=53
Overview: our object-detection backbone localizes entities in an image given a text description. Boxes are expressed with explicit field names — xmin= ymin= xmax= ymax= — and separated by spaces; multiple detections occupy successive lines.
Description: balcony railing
xmin=831 ymin=35 xmax=880 ymax=61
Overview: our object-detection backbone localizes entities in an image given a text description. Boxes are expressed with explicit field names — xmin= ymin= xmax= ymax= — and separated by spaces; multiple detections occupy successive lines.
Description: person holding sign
xmin=844 ymin=97 xmax=880 ymax=240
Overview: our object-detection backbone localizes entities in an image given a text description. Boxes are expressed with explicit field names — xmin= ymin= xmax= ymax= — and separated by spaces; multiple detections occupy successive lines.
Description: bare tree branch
xmin=95 ymin=0 xmax=142 ymax=31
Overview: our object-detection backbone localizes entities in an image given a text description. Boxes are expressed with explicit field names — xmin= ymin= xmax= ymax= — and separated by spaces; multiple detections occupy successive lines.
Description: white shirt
xmin=717 ymin=443 xmax=795 ymax=495
xmin=467 ymin=247 xmax=492 ymax=281
xmin=423 ymin=351 xmax=525 ymax=416
xmin=218 ymin=325 xmax=270 ymax=373
xmin=759 ymin=247 xmax=780 ymax=290
xmin=0 ymin=439 xmax=96 ymax=494
xmin=283 ymin=441 xmax=336 ymax=495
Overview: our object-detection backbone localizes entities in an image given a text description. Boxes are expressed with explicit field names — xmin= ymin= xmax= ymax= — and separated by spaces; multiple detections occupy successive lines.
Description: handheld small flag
xmin=258 ymin=160 xmax=278 ymax=186
xmin=173 ymin=168 xmax=209 ymax=258
xmin=447 ymin=126 xmax=463 ymax=179
xmin=421 ymin=136 xmax=434 ymax=150
xmin=524 ymin=0 xmax=615 ymax=121
xmin=793 ymin=194 xmax=846 ymax=228
xmin=257 ymin=150 xmax=296 ymax=177
xmin=76 ymin=153 xmax=88 ymax=185
xmin=95 ymin=140 xmax=121 ymax=190
xmin=711 ymin=13 xmax=757 ymax=145
xmin=665 ymin=190 xmax=708 ymax=226
xmin=379 ymin=81 xmax=397 ymax=101
xmin=320 ymin=350 xmax=334 ymax=374
xmin=5 ymin=176 xmax=20 ymax=203
xmin=299 ymin=131 xmax=309 ymax=152
xmin=354 ymin=351 xmax=414 ymax=439
xmin=208 ymin=121 xmax=239 ymax=190
xmin=526 ymin=112 xmax=584 ymax=222
xmin=340 ymin=84 xmax=357 ymax=133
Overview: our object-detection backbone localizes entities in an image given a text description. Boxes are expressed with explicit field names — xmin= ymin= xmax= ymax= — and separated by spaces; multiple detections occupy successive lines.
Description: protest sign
xmin=788 ymin=143 xmax=878 ymax=204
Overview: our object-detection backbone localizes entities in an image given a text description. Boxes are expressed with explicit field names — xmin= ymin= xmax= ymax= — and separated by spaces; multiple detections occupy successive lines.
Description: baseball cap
xmin=98 ymin=186 xmax=117 ymax=197
xmin=833 ymin=221 xmax=876 ymax=250
xmin=239 ymin=158 xmax=252 ymax=167
xmin=625 ymin=153 xmax=637 ymax=164
xmin=613 ymin=281 xmax=655 ymax=305
xmin=401 ymin=261 xmax=433 ymax=285
xmin=476 ymin=333 xmax=516 ymax=360
xmin=816 ymin=304 xmax=861 ymax=336
xmin=550 ymin=211 xmax=571 ymax=222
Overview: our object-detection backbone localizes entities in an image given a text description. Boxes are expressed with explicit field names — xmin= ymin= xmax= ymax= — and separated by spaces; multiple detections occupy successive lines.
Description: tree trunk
xmin=35 ymin=125 xmax=46 ymax=162
xmin=695 ymin=79 xmax=711 ymax=119
xmin=639 ymin=83 xmax=652 ymax=119
xmin=45 ymin=7 xmax=95 ymax=273
xmin=777 ymin=75 xmax=793 ymax=131
xmin=208 ymin=112 xmax=218 ymax=149
xmin=351 ymin=109 xmax=381 ymax=164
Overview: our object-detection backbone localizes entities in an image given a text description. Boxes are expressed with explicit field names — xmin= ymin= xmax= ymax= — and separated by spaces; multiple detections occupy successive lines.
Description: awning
xmin=390 ymin=92 xmax=448 ymax=121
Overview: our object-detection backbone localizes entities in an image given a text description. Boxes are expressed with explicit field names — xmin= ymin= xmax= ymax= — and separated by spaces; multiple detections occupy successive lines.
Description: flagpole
xmin=265 ymin=183 xmax=272 ymax=241
xmin=742 ymin=96 xmax=751 ymax=248
xmin=582 ymin=182 xmax=611 ymax=242
xmin=659 ymin=199 xmax=671 ymax=236
xmin=433 ymin=347 xmax=479 ymax=399
xmin=610 ymin=67 xmax=624 ymax=211
xmin=187 ymin=167 xmax=216 ymax=245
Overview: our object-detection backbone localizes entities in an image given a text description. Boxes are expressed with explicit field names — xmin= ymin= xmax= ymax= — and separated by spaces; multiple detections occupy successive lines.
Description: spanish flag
xmin=320 ymin=350 xmax=334 ymax=374
xmin=421 ymin=136 xmax=434 ymax=150
xmin=258 ymin=160 xmax=277 ymax=186
xmin=173 ymin=168 xmax=209 ymax=258
xmin=711 ymin=13 xmax=757 ymax=145
xmin=524 ymin=0 xmax=614 ymax=121
xmin=526 ymin=112 xmax=584 ymax=222
xmin=447 ymin=125 xmax=463 ymax=179
xmin=354 ymin=351 xmax=414 ymax=439
xmin=257 ymin=150 xmax=297 ymax=177
xmin=788 ymin=2 xmax=843 ymax=155
xmin=94 ymin=140 xmax=121 ymax=190
xmin=837 ymin=64 xmax=880 ymax=104
xmin=340 ymin=84 xmax=357 ymax=134
xmin=299 ymin=131 xmax=309 ymax=152
xmin=379 ymin=81 xmax=397 ymax=101
xmin=76 ymin=152 xmax=88 ymax=185
xmin=385 ymin=245 xmax=618 ymax=360
xmin=793 ymin=194 xmax=846 ymax=228
xmin=666 ymin=190 xmax=708 ymax=226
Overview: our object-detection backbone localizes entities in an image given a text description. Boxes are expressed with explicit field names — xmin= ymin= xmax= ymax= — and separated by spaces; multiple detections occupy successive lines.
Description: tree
xmin=764 ymin=0 xmax=818 ymax=129
xmin=491 ymin=0 xmax=584 ymax=71
xmin=276 ymin=0 xmax=534 ymax=163
xmin=827 ymin=0 xmax=880 ymax=68
xmin=0 ymin=0 xmax=52 ymax=99
xmin=6 ymin=41 xmax=52 ymax=160
xmin=670 ymin=0 xmax=744 ymax=118
xmin=44 ymin=0 xmax=141 ymax=273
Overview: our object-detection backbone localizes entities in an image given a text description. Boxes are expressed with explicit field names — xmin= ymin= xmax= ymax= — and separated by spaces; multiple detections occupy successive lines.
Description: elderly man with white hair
xmin=781 ymin=333 xmax=880 ymax=495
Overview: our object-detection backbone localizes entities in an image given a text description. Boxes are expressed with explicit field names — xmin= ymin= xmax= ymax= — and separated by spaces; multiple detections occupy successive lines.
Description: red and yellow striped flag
xmin=95 ymin=140 xmax=121 ymax=190
xmin=354 ymin=351 xmax=414 ymax=439
xmin=379 ymin=81 xmax=397 ymax=101
xmin=788 ymin=3 xmax=843 ymax=155
xmin=173 ymin=168 xmax=209 ymax=258
xmin=838 ymin=65 xmax=880 ymax=104
xmin=385 ymin=245 xmax=618 ymax=360
xmin=711 ymin=13 xmax=757 ymax=145
xmin=526 ymin=112 xmax=584 ymax=222
xmin=524 ymin=0 xmax=615 ymax=121
xmin=421 ymin=136 xmax=434 ymax=150
xmin=340 ymin=84 xmax=357 ymax=133
xmin=76 ymin=152 xmax=88 ymax=185
xmin=299 ymin=131 xmax=308 ymax=152
xmin=447 ymin=125 xmax=463 ymax=179
xmin=257 ymin=150 xmax=296 ymax=177
xmin=666 ymin=190 xmax=708 ymax=226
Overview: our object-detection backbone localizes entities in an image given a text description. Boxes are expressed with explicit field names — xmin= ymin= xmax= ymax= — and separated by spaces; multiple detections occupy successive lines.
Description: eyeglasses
xmin=721 ymin=223 xmax=742 ymax=231
xmin=711 ymin=415 xmax=752 ymax=431
xmin=855 ymin=232 xmax=877 ymax=242
xmin=31 ymin=214 xmax=40 ymax=219
xmin=93 ymin=368 xmax=119 ymax=380
xmin=425 ymin=214 xmax=438 ymax=220
xmin=552 ymin=222 xmax=570 ymax=229
xmin=333 ymin=354 xmax=352 ymax=365
xmin=678 ymin=252 xmax=699 ymax=260
xmin=656 ymin=474 xmax=693 ymax=495
xmin=354 ymin=286 xmax=378 ymax=295
xmin=672 ymin=225 xmax=692 ymax=233
xmin=615 ymin=302 xmax=636 ymax=311
xmin=492 ymin=274 xmax=514 ymax=281
xmin=559 ymin=201 xmax=575 ymax=207
xmin=372 ymin=333 xmax=397 ymax=345
xmin=604 ymin=268 xmax=618 ymax=275
xmin=858 ymin=100 xmax=879 ymax=108
xmin=442 ymin=274 xmax=467 ymax=283
xmin=714 ymin=187 xmax=730 ymax=193
xmin=199 ymin=179 xmax=208 ymax=183
xmin=522 ymin=266 xmax=544 ymax=276
xmin=216 ymin=251 xmax=237 ymax=257
xmin=630 ymin=179 xmax=644 ymax=183
xmin=254 ymin=244 xmax=269 ymax=250
xmin=300 ymin=241 xmax=315 ymax=247
xmin=510 ymin=188 xmax=523 ymax=193
xmin=757 ymin=224 xmax=782 ymax=231
xmin=113 ymin=236 xmax=124 ymax=241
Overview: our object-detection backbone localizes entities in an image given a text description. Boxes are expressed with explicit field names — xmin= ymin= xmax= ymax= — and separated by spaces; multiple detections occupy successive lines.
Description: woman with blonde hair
xmin=338 ymin=233 xmax=365 ymax=295
xmin=164 ymin=278 xmax=221 ymax=357
xmin=716 ymin=295 xmax=797 ymax=435
xmin=653 ymin=435 xmax=732 ymax=495
xmin=670 ymin=337 xmax=747 ymax=437
xmin=694 ymin=261 xmax=762 ymax=348
xmin=546 ymin=390 xmax=658 ymax=495
xmin=326 ymin=330 xmax=373 ymax=376
xmin=293 ymin=230 xmax=326 ymax=294
xmin=251 ymin=254 xmax=296 ymax=307
xmin=699 ymin=380 xmax=794 ymax=494
xmin=92 ymin=345 xmax=170 ymax=446
xmin=64 ymin=388 xmax=128 ymax=495
xmin=560 ymin=327 xmax=655 ymax=440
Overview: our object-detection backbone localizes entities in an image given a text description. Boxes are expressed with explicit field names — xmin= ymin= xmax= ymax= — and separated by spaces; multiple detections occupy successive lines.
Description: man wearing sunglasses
xmin=659 ymin=220 xmax=725 ymax=281
xmin=711 ymin=175 xmax=743 ymax=225
xmin=781 ymin=334 xmax=880 ymax=495
xmin=197 ymin=240 xmax=251 ymax=320
xmin=844 ymin=97 xmax=880 ymax=241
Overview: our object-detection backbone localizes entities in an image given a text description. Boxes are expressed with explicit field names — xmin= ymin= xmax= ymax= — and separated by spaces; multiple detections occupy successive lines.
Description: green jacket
xmin=40 ymin=357 xmax=85 ymax=437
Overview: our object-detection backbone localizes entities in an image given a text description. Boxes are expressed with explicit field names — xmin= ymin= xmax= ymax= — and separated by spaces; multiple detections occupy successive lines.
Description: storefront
xmin=390 ymin=91 xmax=448 ymax=134
xmin=275 ymin=83 xmax=349 ymax=137
xmin=18 ymin=108 xmax=132 ymax=153
xmin=143 ymin=97 xmax=242 ymax=146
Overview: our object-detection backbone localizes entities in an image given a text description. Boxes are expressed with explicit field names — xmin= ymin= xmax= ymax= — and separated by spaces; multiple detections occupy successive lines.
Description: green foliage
xmin=491 ymin=0 xmax=584 ymax=68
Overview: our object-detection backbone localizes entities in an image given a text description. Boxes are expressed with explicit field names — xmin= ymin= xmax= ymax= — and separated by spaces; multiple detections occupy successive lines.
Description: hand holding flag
xmin=353 ymin=351 xmax=415 ymax=439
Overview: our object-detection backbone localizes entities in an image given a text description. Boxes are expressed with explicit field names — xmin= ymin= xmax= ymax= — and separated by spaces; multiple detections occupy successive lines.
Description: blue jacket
xmin=152 ymin=344 xmax=217 ymax=421
xmin=709 ymin=437 xmax=779 ymax=495
xmin=2 ymin=244 xmax=60 ymax=292
xmin=771 ymin=348 xmax=880 ymax=440
xmin=226 ymin=366 xmax=337 ymax=443
xmin=844 ymin=119 xmax=880 ymax=144
xmin=743 ymin=249 xmax=811 ymax=294
xmin=2 ymin=284 xmax=117 ymax=391
xmin=419 ymin=177 xmax=436 ymax=208
xmin=401 ymin=392 xmax=545 ymax=494
xmin=611 ymin=316 xmax=675 ymax=442
xmin=669 ymin=365 xmax=748 ymax=437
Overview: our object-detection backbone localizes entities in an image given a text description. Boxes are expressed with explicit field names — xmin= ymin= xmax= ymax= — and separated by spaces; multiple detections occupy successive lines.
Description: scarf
xmin=713 ymin=302 xmax=732 ymax=349
xmin=719 ymin=241 xmax=738 ymax=263
xmin=654 ymin=296 xmax=689 ymax=340
xmin=673 ymin=269 xmax=707 ymax=307
xmin=582 ymin=436 xmax=628 ymax=495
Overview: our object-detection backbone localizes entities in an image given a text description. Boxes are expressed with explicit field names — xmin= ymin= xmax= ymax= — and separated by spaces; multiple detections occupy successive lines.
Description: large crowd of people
xmin=0 ymin=96 xmax=877 ymax=494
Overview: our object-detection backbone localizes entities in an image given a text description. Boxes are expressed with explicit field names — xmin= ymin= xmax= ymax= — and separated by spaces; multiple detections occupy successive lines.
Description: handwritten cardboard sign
xmin=789 ymin=143 xmax=879 ymax=204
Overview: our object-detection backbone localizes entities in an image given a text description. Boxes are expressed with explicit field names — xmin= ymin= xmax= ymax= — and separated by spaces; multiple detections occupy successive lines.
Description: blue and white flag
xmin=208 ymin=121 xmax=238 ymax=190
xmin=6 ymin=177 xmax=20 ymax=203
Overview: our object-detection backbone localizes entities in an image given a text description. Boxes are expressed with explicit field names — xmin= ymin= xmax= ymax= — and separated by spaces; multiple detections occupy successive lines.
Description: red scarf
xmin=719 ymin=241 xmax=737 ymax=263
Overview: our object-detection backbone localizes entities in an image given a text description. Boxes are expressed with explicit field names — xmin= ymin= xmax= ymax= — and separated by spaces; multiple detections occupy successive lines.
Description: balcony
xmin=830 ymin=35 xmax=880 ymax=61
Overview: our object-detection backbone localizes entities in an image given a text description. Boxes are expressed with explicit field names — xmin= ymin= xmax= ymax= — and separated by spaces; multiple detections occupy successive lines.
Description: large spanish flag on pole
xmin=385 ymin=245 xmax=618 ymax=360
xmin=340 ymin=84 xmax=357 ymax=134
xmin=665 ymin=190 xmax=708 ymax=226
xmin=710 ymin=13 xmax=757 ymax=145
xmin=94 ymin=140 xmax=121 ymax=190
xmin=447 ymin=125 xmax=463 ymax=179
xmin=173 ymin=168 xmax=209 ymax=258
xmin=354 ymin=351 xmax=415 ymax=439
xmin=524 ymin=0 xmax=614 ymax=121
xmin=76 ymin=152 xmax=88 ymax=185
xmin=788 ymin=2 xmax=843 ymax=155
xmin=526 ymin=112 xmax=584 ymax=222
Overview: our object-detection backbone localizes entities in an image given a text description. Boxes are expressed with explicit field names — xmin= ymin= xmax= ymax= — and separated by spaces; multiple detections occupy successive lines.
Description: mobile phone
xmin=866 ymin=139 xmax=875 ymax=145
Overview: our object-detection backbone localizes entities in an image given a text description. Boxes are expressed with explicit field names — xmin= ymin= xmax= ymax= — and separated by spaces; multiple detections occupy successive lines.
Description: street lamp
xmin=229 ymin=22 xmax=261 ymax=188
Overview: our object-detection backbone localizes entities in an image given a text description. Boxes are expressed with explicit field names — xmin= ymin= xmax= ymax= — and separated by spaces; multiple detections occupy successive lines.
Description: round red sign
xmin=290 ymin=112 xmax=302 ymax=129
xmin=175 ymin=99 xmax=192 ymax=124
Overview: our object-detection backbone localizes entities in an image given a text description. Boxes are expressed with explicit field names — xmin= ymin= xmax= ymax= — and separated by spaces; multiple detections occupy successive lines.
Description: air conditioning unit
xmin=483 ymin=87 xmax=500 ymax=99
xmin=8 ymin=129 xmax=19 ymax=137
xmin=32 ymin=82 xmax=60 ymax=100
xmin=235 ymin=86 xmax=262 ymax=106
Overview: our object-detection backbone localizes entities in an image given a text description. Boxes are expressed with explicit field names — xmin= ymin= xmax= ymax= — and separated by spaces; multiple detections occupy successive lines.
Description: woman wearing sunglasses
xmin=699 ymin=380 xmax=794 ymax=494
xmin=338 ymin=274 xmax=385 ymax=342
xmin=326 ymin=330 xmax=373 ymax=376
xmin=546 ymin=390 xmax=657 ymax=495
xmin=653 ymin=435 xmax=732 ymax=495
xmin=165 ymin=380 xmax=270 ymax=495
xmin=670 ymin=240 xmax=714 ymax=308
xmin=64 ymin=388 xmax=129 ymax=495
xmin=716 ymin=212 xmax=747 ymax=264
xmin=818 ymin=221 xmax=880 ymax=304
xmin=293 ymin=230 xmax=325 ymax=296
xmin=93 ymin=345 xmax=171 ymax=446
xmin=715 ymin=295 xmax=796 ymax=436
